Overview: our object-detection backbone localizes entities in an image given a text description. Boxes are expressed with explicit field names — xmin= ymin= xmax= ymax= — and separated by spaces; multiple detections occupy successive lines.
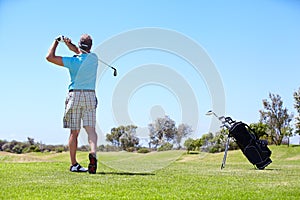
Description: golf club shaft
xmin=221 ymin=137 xmax=230 ymax=169
xmin=97 ymin=57 xmax=116 ymax=71
xmin=67 ymin=41 xmax=117 ymax=74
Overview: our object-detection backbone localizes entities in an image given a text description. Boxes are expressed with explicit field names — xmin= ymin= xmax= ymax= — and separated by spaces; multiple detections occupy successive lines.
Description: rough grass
xmin=0 ymin=146 xmax=299 ymax=199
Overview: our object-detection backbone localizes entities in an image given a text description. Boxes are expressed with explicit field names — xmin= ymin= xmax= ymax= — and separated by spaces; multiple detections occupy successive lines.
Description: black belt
xmin=69 ymin=89 xmax=95 ymax=92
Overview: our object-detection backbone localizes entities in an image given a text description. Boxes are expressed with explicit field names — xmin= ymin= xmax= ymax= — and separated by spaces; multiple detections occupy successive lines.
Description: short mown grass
xmin=0 ymin=145 xmax=299 ymax=199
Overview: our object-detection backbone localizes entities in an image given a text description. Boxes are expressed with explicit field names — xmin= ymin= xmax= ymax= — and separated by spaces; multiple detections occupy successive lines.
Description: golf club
xmin=221 ymin=137 xmax=230 ymax=169
xmin=56 ymin=35 xmax=117 ymax=76
xmin=205 ymin=110 xmax=219 ymax=118
xmin=206 ymin=110 xmax=232 ymax=169
xmin=205 ymin=110 xmax=233 ymax=129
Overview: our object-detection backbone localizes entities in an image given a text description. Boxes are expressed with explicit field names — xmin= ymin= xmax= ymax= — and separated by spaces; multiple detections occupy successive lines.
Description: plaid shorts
xmin=63 ymin=90 xmax=98 ymax=130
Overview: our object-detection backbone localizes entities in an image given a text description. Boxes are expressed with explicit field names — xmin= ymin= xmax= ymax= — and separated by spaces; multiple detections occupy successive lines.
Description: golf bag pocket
xmin=257 ymin=140 xmax=272 ymax=159
xmin=243 ymin=145 xmax=262 ymax=165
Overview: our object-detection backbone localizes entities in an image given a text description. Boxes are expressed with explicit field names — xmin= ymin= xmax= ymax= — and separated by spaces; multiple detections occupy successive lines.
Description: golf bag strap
xmin=244 ymin=124 xmax=259 ymax=140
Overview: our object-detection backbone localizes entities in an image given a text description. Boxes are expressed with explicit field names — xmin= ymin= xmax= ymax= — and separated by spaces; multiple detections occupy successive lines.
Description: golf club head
xmin=113 ymin=69 xmax=117 ymax=76
xmin=205 ymin=110 xmax=214 ymax=116
xmin=206 ymin=110 xmax=218 ymax=118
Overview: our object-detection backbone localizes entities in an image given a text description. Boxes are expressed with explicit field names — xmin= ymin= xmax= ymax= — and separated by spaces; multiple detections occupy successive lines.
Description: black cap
xmin=79 ymin=34 xmax=92 ymax=51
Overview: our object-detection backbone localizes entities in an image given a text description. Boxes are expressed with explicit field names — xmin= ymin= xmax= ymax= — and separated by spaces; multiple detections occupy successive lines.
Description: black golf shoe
xmin=88 ymin=153 xmax=97 ymax=174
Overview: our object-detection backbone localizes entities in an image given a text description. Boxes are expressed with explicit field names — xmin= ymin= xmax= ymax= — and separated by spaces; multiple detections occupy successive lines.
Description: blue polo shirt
xmin=62 ymin=53 xmax=98 ymax=90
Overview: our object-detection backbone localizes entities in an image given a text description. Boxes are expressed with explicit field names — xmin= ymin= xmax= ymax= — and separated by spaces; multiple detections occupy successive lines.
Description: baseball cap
xmin=79 ymin=34 xmax=93 ymax=51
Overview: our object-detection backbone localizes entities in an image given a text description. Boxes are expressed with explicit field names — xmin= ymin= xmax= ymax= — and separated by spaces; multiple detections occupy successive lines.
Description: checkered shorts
xmin=63 ymin=90 xmax=98 ymax=130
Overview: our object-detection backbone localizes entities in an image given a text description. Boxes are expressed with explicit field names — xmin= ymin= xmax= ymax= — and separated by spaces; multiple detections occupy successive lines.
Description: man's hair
xmin=78 ymin=34 xmax=93 ymax=51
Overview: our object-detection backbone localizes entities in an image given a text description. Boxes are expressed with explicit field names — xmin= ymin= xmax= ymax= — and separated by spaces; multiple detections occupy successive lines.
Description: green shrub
xmin=78 ymin=145 xmax=89 ymax=151
xmin=158 ymin=143 xmax=173 ymax=151
xmin=23 ymin=145 xmax=39 ymax=153
xmin=208 ymin=143 xmax=225 ymax=153
xmin=188 ymin=151 xmax=199 ymax=154
xmin=126 ymin=147 xmax=135 ymax=152
xmin=137 ymin=148 xmax=150 ymax=153
xmin=2 ymin=142 xmax=13 ymax=152
xmin=0 ymin=140 xmax=7 ymax=151
xmin=55 ymin=147 xmax=64 ymax=153
xmin=12 ymin=144 xmax=23 ymax=154
xmin=33 ymin=146 xmax=41 ymax=152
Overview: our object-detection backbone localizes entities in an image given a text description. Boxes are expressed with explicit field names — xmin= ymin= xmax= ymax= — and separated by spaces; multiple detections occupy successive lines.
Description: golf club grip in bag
xmin=229 ymin=122 xmax=272 ymax=169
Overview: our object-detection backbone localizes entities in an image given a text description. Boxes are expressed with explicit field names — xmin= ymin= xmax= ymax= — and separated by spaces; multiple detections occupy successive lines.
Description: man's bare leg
xmin=69 ymin=130 xmax=80 ymax=165
xmin=84 ymin=126 xmax=98 ymax=154
xmin=84 ymin=126 xmax=98 ymax=174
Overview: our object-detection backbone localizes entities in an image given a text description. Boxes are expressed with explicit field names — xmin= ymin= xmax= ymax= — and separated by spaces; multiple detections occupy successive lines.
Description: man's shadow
xmin=97 ymin=171 xmax=155 ymax=176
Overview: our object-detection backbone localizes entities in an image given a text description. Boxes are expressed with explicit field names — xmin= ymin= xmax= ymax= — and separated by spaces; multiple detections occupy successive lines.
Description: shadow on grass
xmin=262 ymin=168 xmax=281 ymax=171
xmin=97 ymin=171 xmax=155 ymax=176
xmin=291 ymin=145 xmax=300 ymax=148
xmin=246 ymin=167 xmax=281 ymax=171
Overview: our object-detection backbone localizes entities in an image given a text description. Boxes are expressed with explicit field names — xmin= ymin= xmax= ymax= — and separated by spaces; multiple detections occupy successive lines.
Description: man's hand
xmin=55 ymin=35 xmax=66 ymax=43
xmin=46 ymin=35 xmax=81 ymax=66
xmin=63 ymin=36 xmax=71 ymax=44
xmin=55 ymin=35 xmax=80 ymax=54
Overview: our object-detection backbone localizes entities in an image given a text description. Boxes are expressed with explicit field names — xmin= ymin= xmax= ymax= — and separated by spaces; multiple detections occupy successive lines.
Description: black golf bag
xmin=228 ymin=121 xmax=272 ymax=169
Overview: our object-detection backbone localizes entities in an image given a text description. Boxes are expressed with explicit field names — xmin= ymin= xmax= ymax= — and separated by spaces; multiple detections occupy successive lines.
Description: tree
xmin=175 ymin=123 xmax=193 ymax=149
xmin=249 ymin=122 xmax=269 ymax=139
xmin=184 ymin=138 xmax=195 ymax=153
xmin=293 ymin=88 xmax=300 ymax=135
xmin=198 ymin=132 xmax=214 ymax=152
xmin=106 ymin=127 xmax=124 ymax=147
xmin=27 ymin=137 xmax=35 ymax=145
xmin=148 ymin=115 xmax=177 ymax=149
xmin=260 ymin=93 xmax=293 ymax=145
xmin=0 ymin=140 xmax=7 ymax=151
xmin=148 ymin=123 xmax=160 ymax=149
xmin=192 ymin=138 xmax=203 ymax=151
xmin=183 ymin=138 xmax=203 ymax=153
xmin=158 ymin=142 xmax=173 ymax=151
xmin=119 ymin=125 xmax=139 ymax=151
xmin=106 ymin=125 xmax=139 ymax=151
xmin=201 ymin=132 xmax=214 ymax=145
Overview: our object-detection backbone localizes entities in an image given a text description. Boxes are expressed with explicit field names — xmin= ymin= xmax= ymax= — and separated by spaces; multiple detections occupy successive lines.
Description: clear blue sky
xmin=0 ymin=0 xmax=299 ymax=145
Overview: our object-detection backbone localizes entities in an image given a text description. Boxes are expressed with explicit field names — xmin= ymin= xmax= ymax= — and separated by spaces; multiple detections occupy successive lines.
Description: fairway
xmin=100 ymin=150 xmax=184 ymax=173
xmin=0 ymin=146 xmax=299 ymax=199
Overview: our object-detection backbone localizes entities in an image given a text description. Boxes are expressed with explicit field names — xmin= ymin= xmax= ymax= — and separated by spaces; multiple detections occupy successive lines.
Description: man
xmin=46 ymin=34 xmax=98 ymax=174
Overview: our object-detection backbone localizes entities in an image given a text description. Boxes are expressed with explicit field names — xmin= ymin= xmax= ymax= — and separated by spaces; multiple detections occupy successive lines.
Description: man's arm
xmin=46 ymin=40 xmax=64 ymax=66
xmin=64 ymin=37 xmax=80 ymax=54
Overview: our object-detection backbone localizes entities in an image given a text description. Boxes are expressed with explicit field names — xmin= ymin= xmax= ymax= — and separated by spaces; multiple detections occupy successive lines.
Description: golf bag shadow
xmin=228 ymin=121 xmax=272 ymax=170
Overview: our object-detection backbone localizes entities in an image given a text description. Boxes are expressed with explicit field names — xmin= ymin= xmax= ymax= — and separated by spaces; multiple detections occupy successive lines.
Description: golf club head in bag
xmin=206 ymin=110 xmax=235 ymax=129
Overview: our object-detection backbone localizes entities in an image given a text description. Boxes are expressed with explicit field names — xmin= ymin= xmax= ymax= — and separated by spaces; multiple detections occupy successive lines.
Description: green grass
xmin=0 ymin=146 xmax=299 ymax=199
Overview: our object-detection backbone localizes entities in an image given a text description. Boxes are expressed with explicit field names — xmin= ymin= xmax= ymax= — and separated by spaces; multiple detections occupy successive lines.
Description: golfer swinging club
xmin=46 ymin=34 xmax=98 ymax=174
